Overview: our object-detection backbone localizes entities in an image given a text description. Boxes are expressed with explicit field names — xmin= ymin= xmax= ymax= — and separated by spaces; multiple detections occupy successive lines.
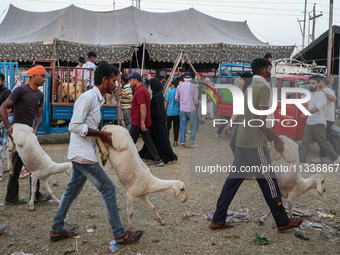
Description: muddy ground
xmin=0 ymin=120 xmax=340 ymax=255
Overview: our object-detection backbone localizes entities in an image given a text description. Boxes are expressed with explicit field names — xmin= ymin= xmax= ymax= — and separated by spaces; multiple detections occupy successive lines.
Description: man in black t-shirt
xmin=1 ymin=65 xmax=52 ymax=205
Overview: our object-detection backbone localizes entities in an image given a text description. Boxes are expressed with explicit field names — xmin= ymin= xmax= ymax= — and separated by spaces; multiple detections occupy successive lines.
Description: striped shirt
xmin=120 ymin=82 xmax=133 ymax=109
xmin=175 ymin=81 xmax=198 ymax=112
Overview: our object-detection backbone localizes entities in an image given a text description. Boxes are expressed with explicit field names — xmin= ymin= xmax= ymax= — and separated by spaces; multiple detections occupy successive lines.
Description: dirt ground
xmin=1 ymin=121 xmax=340 ymax=255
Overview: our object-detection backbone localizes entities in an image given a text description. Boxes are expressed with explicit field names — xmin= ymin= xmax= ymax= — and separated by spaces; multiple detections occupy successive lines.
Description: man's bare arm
xmin=140 ymin=103 xmax=147 ymax=131
xmin=0 ymin=99 xmax=14 ymax=138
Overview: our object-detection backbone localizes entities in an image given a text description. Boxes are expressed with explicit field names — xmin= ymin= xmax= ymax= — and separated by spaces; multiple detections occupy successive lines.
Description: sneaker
xmin=148 ymin=160 xmax=164 ymax=167
xmin=331 ymin=157 xmax=340 ymax=164
xmin=213 ymin=133 xmax=220 ymax=138
xmin=323 ymin=158 xmax=332 ymax=164
xmin=311 ymin=157 xmax=323 ymax=163
xmin=189 ymin=143 xmax=199 ymax=148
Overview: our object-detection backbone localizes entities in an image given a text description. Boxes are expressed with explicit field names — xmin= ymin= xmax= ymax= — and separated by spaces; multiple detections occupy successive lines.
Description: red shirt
xmin=130 ymin=84 xmax=152 ymax=128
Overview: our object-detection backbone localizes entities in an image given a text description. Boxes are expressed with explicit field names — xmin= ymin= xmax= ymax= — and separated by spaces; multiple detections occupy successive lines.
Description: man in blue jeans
xmin=49 ymin=62 xmax=144 ymax=244
xmin=175 ymin=72 xmax=198 ymax=149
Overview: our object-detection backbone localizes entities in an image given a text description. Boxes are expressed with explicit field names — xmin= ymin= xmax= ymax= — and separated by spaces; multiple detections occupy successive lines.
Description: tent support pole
xmin=163 ymin=52 xmax=182 ymax=97
xmin=183 ymin=53 xmax=202 ymax=83
xmin=141 ymin=42 xmax=146 ymax=75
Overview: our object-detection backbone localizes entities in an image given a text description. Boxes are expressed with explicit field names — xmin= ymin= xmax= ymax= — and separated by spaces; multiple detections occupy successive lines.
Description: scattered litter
xmin=318 ymin=212 xmax=334 ymax=219
xmin=211 ymin=242 xmax=215 ymax=245
xmin=253 ymin=232 xmax=270 ymax=245
xmin=89 ymin=212 xmax=95 ymax=218
xmin=11 ymin=253 xmax=33 ymax=255
xmin=62 ymin=250 xmax=76 ymax=255
xmin=294 ymin=233 xmax=310 ymax=241
xmin=294 ymin=228 xmax=306 ymax=233
xmin=136 ymin=253 xmax=142 ymax=255
xmin=151 ymin=239 xmax=159 ymax=243
xmin=284 ymin=205 xmax=312 ymax=217
xmin=0 ymin=203 xmax=4 ymax=206
xmin=302 ymin=221 xmax=322 ymax=228
xmin=283 ymin=247 xmax=292 ymax=252
xmin=10 ymin=232 xmax=14 ymax=235
xmin=52 ymin=182 xmax=58 ymax=187
xmin=86 ymin=229 xmax=94 ymax=233
xmin=109 ymin=240 xmax=120 ymax=253
xmin=0 ymin=224 xmax=8 ymax=235
xmin=49 ymin=200 xmax=55 ymax=203
xmin=205 ymin=210 xmax=250 ymax=223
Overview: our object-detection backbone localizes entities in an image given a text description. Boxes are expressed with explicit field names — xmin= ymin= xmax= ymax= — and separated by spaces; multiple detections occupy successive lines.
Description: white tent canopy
xmin=0 ymin=5 xmax=267 ymax=46
xmin=0 ymin=5 xmax=293 ymax=63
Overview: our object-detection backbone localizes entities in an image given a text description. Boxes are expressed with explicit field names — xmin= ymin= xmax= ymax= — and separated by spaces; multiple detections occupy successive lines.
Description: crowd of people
xmin=0 ymin=51 xmax=339 ymax=245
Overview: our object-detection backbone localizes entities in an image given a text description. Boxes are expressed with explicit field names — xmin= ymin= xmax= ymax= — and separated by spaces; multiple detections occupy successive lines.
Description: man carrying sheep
xmin=49 ymin=61 xmax=144 ymax=244
xmin=1 ymin=65 xmax=52 ymax=205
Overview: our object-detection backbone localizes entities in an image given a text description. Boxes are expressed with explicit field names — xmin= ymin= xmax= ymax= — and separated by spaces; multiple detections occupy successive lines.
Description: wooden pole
xmin=163 ymin=52 xmax=183 ymax=97
xmin=302 ymin=0 xmax=307 ymax=49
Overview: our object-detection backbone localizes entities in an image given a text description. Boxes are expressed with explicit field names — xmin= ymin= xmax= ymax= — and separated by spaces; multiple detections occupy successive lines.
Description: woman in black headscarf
xmin=139 ymin=78 xmax=177 ymax=164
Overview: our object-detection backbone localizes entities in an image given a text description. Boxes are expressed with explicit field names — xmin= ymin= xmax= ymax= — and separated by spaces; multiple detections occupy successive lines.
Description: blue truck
xmin=1 ymin=60 xmax=120 ymax=135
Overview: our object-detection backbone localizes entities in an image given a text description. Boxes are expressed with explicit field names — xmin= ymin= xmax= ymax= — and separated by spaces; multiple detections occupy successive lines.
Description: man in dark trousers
xmin=209 ymin=58 xmax=303 ymax=232
xmin=1 ymin=65 xmax=52 ymax=205
xmin=127 ymin=72 xmax=164 ymax=166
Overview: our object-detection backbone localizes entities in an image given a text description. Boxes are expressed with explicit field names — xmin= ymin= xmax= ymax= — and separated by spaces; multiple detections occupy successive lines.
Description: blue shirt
xmin=165 ymin=88 xmax=180 ymax=116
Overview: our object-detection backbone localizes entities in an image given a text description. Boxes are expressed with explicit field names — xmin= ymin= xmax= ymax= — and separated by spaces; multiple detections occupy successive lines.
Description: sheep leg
xmin=96 ymin=137 xmax=108 ymax=166
xmin=139 ymin=195 xmax=165 ymax=226
xmin=127 ymin=195 xmax=135 ymax=231
xmin=29 ymin=176 xmax=38 ymax=211
xmin=6 ymin=139 xmax=16 ymax=176
xmin=259 ymin=210 xmax=271 ymax=225
xmin=287 ymin=198 xmax=294 ymax=218
xmin=41 ymin=179 xmax=60 ymax=204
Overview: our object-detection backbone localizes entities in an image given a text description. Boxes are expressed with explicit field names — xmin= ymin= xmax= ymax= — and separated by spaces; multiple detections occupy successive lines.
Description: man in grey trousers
xmin=299 ymin=76 xmax=339 ymax=163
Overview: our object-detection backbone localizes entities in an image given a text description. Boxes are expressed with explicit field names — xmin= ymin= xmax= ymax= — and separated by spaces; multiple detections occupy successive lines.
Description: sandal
xmin=209 ymin=222 xmax=234 ymax=230
xmin=19 ymin=169 xmax=30 ymax=179
xmin=278 ymin=218 xmax=303 ymax=233
xmin=34 ymin=194 xmax=52 ymax=204
xmin=115 ymin=230 xmax=144 ymax=245
xmin=5 ymin=199 xmax=28 ymax=206
xmin=50 ymin=229 xmax=79 ymax=242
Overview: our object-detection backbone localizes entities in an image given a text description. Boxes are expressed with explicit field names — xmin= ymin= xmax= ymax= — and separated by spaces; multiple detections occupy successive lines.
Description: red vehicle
xmin=217 ymin=76 xmax=310 ymax=140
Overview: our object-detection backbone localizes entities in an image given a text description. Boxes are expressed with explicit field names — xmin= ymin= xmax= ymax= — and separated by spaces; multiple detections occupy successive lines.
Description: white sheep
xmin=260 ymin=135 xmax=326 ymax=224
xmin=7 ymin=123 xmax=72 ymax=210
xmin=97 ymin=125 xmax=187 ymax=230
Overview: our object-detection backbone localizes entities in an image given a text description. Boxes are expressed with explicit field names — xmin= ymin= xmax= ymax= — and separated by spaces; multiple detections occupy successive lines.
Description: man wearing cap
xmin=175 ymin=72 xmax=199 ymax=148
xmin=83 ymin=51 xmax=97 ymax=89
xmin=1 ymin=65 xmax=52 ymax=205
xmin=73 ymin=57 xmax=85 ymax=84
xmin=127 ymin=72 xmax=164 ymax=166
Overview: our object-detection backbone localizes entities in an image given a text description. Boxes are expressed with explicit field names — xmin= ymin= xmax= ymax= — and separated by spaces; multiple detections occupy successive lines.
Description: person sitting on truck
xmin=299 ymin=76 xmax=339 ymax=164
xmin=83 ymin=51 xmax=97 ymax=89
xmin=72 ymin=57 xmax=85 ymax=84
xmin=209 ymin=58 xmax=303 ymax=232
xmin=264 ymin=53 xmax=274 ymax=63
xmin=1 ymin=64 xmax=52 ymax=205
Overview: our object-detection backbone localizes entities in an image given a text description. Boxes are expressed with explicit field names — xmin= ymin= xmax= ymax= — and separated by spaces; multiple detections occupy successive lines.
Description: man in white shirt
xmin=312 ymin=77 xmax=338 ymax=163
xmin=83 ymin=51 xmax=97 ymax=89
xmin=299 ymin=76 xmax=339 ymax=163
xmin=49 ymin=61 xmax=144 ymax=244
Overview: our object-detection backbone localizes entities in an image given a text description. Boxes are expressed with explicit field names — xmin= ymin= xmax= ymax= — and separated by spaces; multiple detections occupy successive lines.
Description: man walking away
xmin=175 ymin=72 xmax=198 ymax=149
xmin=83 ymin=51 xmax=97 ymax=89
xmin=127 ymin=72 xmax=164 ymax=166
xmin=118 ymin=74 xmax=133 ymax=130
xmin=299 ymin=76 xmax=339 ymax=164
xmin=209 ymin=58 xmax=303 ymax=232
xmin=49 ymin=62 xmax=144 ymax=244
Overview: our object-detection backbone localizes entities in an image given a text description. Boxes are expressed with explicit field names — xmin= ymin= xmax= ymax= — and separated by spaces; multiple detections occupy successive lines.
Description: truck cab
xmin=272 ymin=76 xmax=310 ymax=140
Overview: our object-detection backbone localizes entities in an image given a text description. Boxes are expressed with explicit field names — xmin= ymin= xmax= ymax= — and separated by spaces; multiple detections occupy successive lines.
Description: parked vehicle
xmin=1 ymin=60 xmax=120 ymax=135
